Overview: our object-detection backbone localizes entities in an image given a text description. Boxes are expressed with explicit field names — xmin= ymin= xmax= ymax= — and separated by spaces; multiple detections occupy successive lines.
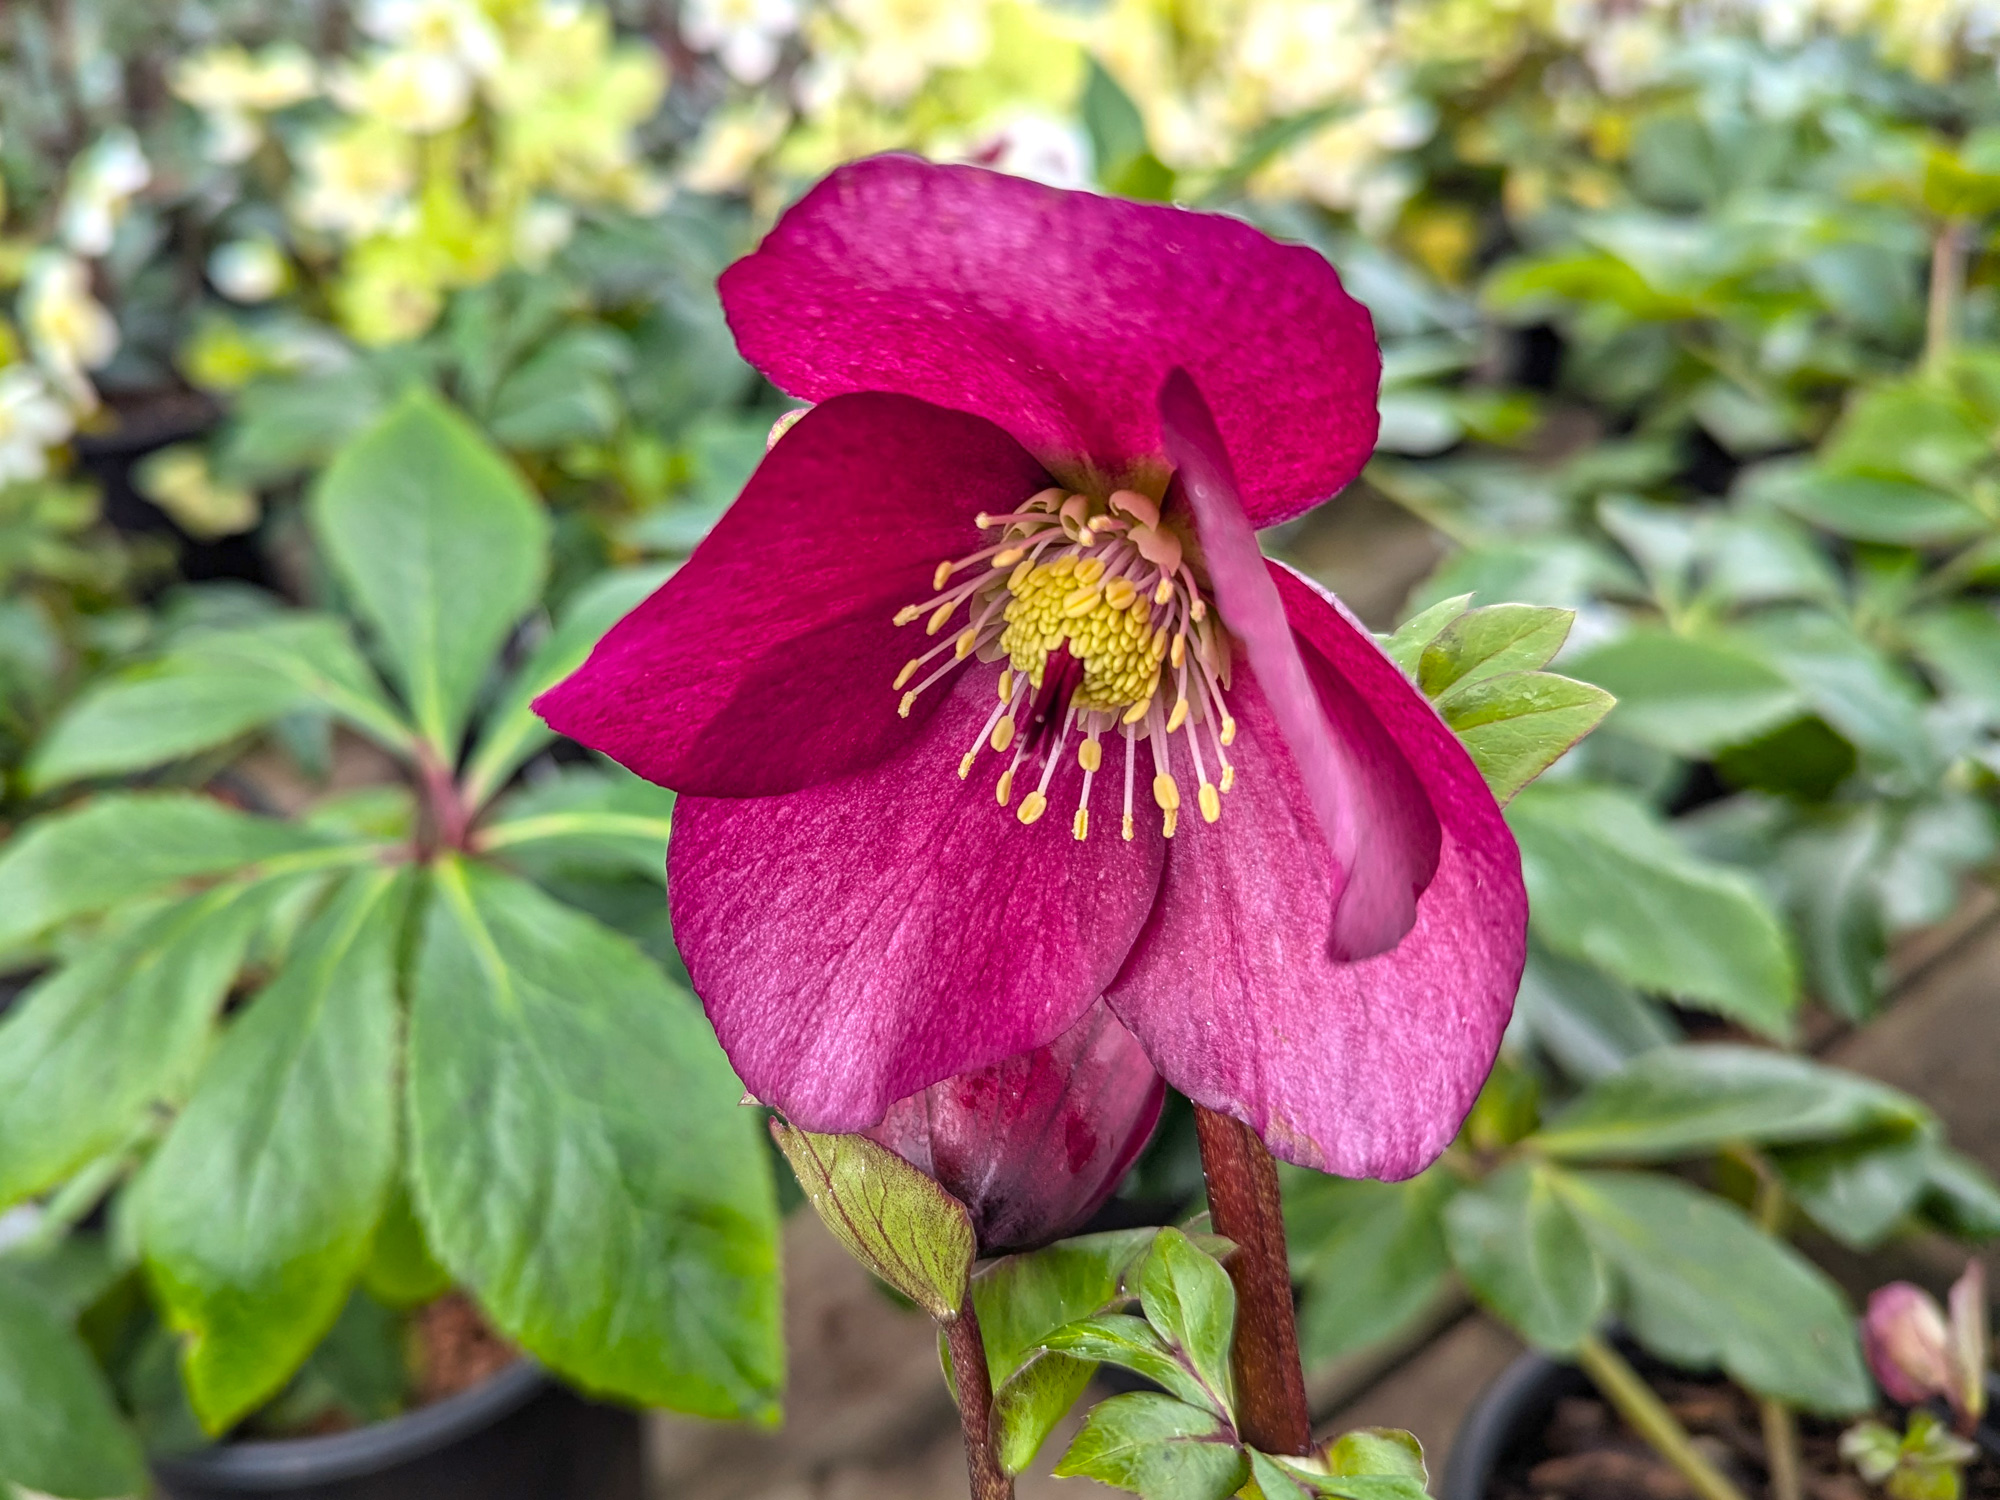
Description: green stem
xmin=1575 ymin=1335 xmax=1752 ymax=1500
xmin=1750 ymin=1169 xmax=1804 ymax=1500
xmin=1928 ymin=219 xmax=1968 ymax=371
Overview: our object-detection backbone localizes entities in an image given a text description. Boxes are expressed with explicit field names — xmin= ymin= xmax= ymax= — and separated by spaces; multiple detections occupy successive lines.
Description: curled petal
xmin=720 ymin=155 xmax=1379 ymax=527
xmin=1160 ymin=368 xmax=1438 ymax=960
xmin=536 ymin=393 xmax=1050 ymax=797
xmin=671 ymin=672 xmax=1167 ymax=1133
xmin=1107 ymin=575 xmax=1526 ymax=1180
xmin=865 ymin=999 xmax=1165 ymax=1254
xmin=1864 ymin=1282 xmax=1953 ymax=1406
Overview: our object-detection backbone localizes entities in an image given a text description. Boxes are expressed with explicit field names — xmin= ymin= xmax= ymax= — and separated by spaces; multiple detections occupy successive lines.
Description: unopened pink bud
xmin=1946 ymin=1261 xmax=1988 ymax=1429
xmin=864 ymin=1000 xmax=1165 ymax=1254
xmin=1864 ymin=1282 xmax=1954 ymax=1406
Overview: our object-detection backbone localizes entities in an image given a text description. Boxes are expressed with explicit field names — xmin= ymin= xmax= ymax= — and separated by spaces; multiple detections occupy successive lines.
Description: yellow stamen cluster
xmin=1000 ymin=553 xmax=1168 ymax=712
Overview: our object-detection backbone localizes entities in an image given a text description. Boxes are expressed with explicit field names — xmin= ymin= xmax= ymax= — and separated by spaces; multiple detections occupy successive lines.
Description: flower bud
xmin=1945 ymin=1261 xmax=1989 ymax=1429
xmin=1864 ymin=1282 xmax=1957 ymax=1407
xmin=864 ymin=1000 xmax=1165 ymax=1255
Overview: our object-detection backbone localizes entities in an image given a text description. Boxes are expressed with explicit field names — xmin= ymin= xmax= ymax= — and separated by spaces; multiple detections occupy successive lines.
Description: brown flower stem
xmin=1575 ymin=1336 xmax=1751 ymax=1500
xmin=1750 ymin=1169 xmax=1803 ymax=1500
xmin=944 ymin=1296 xmax=1012 ymax=1500
xmin=1928 ymin=218 xmax=1968 ymax=370
xmin=1193 ymin=1104 xmax=1312 ymax=1455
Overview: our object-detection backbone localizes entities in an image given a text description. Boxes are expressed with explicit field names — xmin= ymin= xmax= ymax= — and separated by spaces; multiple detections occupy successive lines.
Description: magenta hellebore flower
xmin=865 ymin=1000 xmax=1165 ymax=1253
xmin=537 ymin=156 xmax=1528 ymax=1179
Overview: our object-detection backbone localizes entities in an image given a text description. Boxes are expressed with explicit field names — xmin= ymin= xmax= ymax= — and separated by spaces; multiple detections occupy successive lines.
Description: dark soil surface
xmin=1489 ymin=1375 xmax=2000 ymax=1500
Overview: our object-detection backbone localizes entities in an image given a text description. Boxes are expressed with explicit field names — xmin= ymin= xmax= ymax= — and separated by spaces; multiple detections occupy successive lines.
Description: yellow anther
xmin=1074 ymin=556 xmax=1107 ymax=585
xmin=996 ymin=769 xmax=1015 ymax=805
xmin=1221 ymin=764 xmax=1236 ymax=792
xmin=1121 ymin=812 xmax=1135 ymax=841
xmin=1048 ymin=554 xmax=1077 ymax=579
xmin=1109 ymin=489 xmax=1160 ymax=527
xmin=1073 ymin=808 xmax=1090 ymax=840
xmin=955 ymin=626 xmax=978 ymax=660
xmin=998 ymin=669 xmax=1013 ymax=702
xmin=992 ymin=715 xmax=1016 ymax=753
xmin=1122 ymin=698 xmax=1151 ymax=725
xmin=959 ymin=751 xmax=976 ymax=779
xmin=974 ymin=512 xmax=993 ymax=528
xmin=1199 ymin=782 xmax=1221 ymax=823
xmin=1062 ymin=586 xmax=1103 ymax=618
xmin=992 ymin=547 xmax=1026 ymax=568
xmin=894 ymin=604 xmax=922 ymax=626
xmin=1017 ymin=791 xmax=1048 ymax=825
xmin=933 ymin=560 xmax=954 ymax=591
xmin=1166 ymin=697 xmax=1188 ymax=733
xmin=894 ymin=659 xmax=921 ymax=690
xmin=1171 ymin=633 xmax=1187 ymax=670
xmin=929 ymin=601 xmax=959 ymax=635
xmin=1162 ymin=807 xmax=1179 ymax=838
xmin=898 ymin=692 xmax=917 ymax=718
xmin=1153 ymin=578 xmax=1173 ymax=605
xmin=1153 ymin=772 xmax=1181 ymax=811
xmin=1191 ymin=599 xmax=1207 ymax=622
xmin=1078 ymin=738 xmax=1102 ymax=773
xmin=1221 ymin=715 xmax=1237 ymax=746
xmin=1103 ymin=577 xmax=1137 ymax=611
xmin=1008 ymin=558 xmax=1032 ymax=590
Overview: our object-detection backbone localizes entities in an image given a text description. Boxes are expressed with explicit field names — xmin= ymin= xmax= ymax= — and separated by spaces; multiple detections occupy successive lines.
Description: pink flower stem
xmin=944 ymin=1296 xmax=1012 ymax=1500
xmin=1193 ymin=1104 xmax=1312 ymax=1455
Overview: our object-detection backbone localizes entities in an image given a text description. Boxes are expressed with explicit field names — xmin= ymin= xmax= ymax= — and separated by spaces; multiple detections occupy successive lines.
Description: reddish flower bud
xmin=863 ymin=1000 xmax=1165 ymax=1254
xmin=1866 ymin=1283 xmax=1953 ymax=1406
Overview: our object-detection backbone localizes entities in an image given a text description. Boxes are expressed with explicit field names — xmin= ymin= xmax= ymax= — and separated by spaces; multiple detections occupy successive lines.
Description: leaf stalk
xmin=1574 ymin=1335 xmax=1752 ymax=1500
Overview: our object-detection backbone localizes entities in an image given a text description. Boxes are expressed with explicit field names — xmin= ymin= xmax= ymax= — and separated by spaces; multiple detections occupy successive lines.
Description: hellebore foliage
xmin=0 ymin=392 xmax=781 ymax=1449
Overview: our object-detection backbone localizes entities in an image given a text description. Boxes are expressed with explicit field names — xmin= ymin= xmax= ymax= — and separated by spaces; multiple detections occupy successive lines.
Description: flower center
xmin=892 ymin=486 xmax=1237 ymax=841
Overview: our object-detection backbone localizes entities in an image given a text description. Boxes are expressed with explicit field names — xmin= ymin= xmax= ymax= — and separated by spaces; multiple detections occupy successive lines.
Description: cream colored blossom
xmin=294 ymin=123 xmax=418 ymax=236
xmin=684 ymin=0 xmax=802 ymax=84
xmin=681 ymin=97 xmax=793 ymax=192
xmin=59 ymin=130 xmax=150 ymax=256
xmin=359 ymin=0 xmax=504 ymax=76
xmin=171 ymin=45 xmax=317 ymax=163
xmin=21 ymin=255 xmax=117 ymax=408
xmin=330 ymin=48 xmax=475 ymax=133
xmin=831 ymin=0 xmax=992 ymax=104
xmin=208 ymin=240 xmax=289 ymax=303
xmin=137 ymin=445 xmax=259 ymax=538
xmin=0 ymin=365 xmax=74 ymax=486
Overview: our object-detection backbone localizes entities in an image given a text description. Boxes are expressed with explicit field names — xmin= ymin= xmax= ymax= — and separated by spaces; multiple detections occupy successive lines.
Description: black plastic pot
xmin=150 ymin=1362 xmax=644 ymax=1500
xmin=1439 ymin=1351 xmax=1587 ymax=1500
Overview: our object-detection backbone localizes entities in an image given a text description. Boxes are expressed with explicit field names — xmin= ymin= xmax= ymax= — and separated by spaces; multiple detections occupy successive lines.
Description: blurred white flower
xmin=1587 ymin=15 xmax=1670 ymax=94
xmin=137 ymin=445 xmax=259 ymax=538
xmin=832 ymin=0 xmax=991 ymax=104
xmin=512 ymin=200 xmax=576 ymax=266
xmin=59 ymin=129 xmax=150 ymax=256
xmin=962 ymin=113 xmax=1093 ymax=188
xmin=21 ymin=254 xmax=118 ymax=409
xmin=681 ymin=97 xmax=791 ymax=192
xmin=683 ymin=0 xmax=802 ymax=84
xmin=170 ymin=45 xmax=318 ymax=164
xmin=208 ymin=239 xmax=289 ymax=303
xmin=1234 ymin=0 xmax=1378 ymax=114
xmin=0 ymin=366 xmax=75 ymax=485
xmin=360 ymin=0 xmax=505 ymax=77
xmin=295 ymin=125 xmax=418 ymax=236
xmin=331 ymin=49 xmax=475 ymax=133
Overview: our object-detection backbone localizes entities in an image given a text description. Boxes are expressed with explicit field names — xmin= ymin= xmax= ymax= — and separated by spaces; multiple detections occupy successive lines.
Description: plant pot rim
xmin=1439 ymin=1349 xmax=1577 ymax=1500
xmin=149 ymin=1359 xmax=548 ymax=1491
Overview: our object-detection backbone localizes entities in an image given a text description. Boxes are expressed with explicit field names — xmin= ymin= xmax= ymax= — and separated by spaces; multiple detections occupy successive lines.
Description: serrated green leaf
xmin=1532 ymin=1045 xmax=1928 ymax=1161
xmin=1418 ymin=604 xmax=1573 ymax=697
xmin=1041 ymin=1313 xmax=1216 ymax=1412
xmin=1380 ymin=594 xmax=1473 ymax=677
xmin=1438 ymin=670 xmax=1613 ymax=801
xmin=1566 ymin=630 xmax=1804 ymax=757
xmin=1444 ymin=1162 xmax=1605 ymax=1352
xmin=0 ymin=1268 xmax=146 ymax=1498
xmin=1509 ymin=783 xmax=1798 ymax=1035
xmin=408 ymin=859 xmax=780 ymax=1419
xmin=1323 ymin=1428 xmax=1428 ymax=1482
xmin=772 ymin=1124 xmax=973 ymax=1323
xmin=1137 ymin=1227 xmax=1235 ymax=1413
xmin=1287 ymin=1171 xmax=1454 ymax=1364
xmin=1053 ymin=1392 xmax=1247 ymax=1500
xmin=310 ymin=389 xmax=549 ymax=755
xmin=1559 ymin=1169 xmax=1871 ymax=1413
xmin=142 ymin=869 xmax=407 ymax=1432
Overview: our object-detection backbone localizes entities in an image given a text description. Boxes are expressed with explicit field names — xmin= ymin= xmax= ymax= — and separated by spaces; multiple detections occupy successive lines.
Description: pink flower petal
xmin=535 ymin=392 xmax=1051 ymax=796
xmin=1161 ymin=368 xmax=1438 ymax=960
xmin=1864 ymin=1283 xmax=1953 ymax=1405
xmin=720 ymin=156 xmax=1379 ymax=528
xmin=1106 ymin=578 xmax=1526 ymax=1180
xmin=671 ymin=671 xmax=1168 ymax=1133
xmin=864 ymin=999 xmax=1165 ymax=1253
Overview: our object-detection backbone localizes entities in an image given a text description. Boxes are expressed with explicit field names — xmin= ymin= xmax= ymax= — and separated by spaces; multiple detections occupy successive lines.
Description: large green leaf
xmin=1436 ymin=671 xmax=1613 ymax=802
xmin=1771 ymin=1131 xmax=1938 ymax=1250
xmin=1417 ymin=604 xmax=1572 ymax=697
xmin=1287 ymin=1171 xmax=1454 ymax=1363
xmin=461 ymin=565 xmax=671 ymax=806
xmin=1533 ymin=1045 xmax=1928 ymax=1161
xmin=142 ymin=870 xmax=407 ymax=1432
xmin=477 ymin=764 xmax=675 ymax=883
xmin=1510 ymin=943 xmax=1678 ymax=1082
xmin=1053 ymin=1392 xmax=1248 ymax=1500
xmin=310 ymin=389 xmax=549 ymax=755
xmin=1042 ymin=1314 xmax=1219 ymax=1412
xmin=0 ymin=792 xmax=350 ymax=954
xmin=1559 ymin=1170 xmax=1871 ymax=1413
xmin=1443 ymin=1162 xmax=1605 ymax=1352
xmin=1566 ymin=630 xmax=1804 ymax=756
xmin=1508 ymin=783 xmax=1798 ymax=1035
xmin=0 ymin=880 xmax=299 ymax=1209
xmin=0 ymin=1268 xmax=147 ymax=1499
xmin=1767 ymin=473 xmax=1987 ymax=546
xmin=1136 ymin=1228 xmax=1236 ymax=1414
xmin=407 ymin=858 xmax=780 ymax=1419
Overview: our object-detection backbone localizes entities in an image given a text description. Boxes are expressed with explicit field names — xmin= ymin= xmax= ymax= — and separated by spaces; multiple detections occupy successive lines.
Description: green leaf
xmin=1137 ymin=1227 xmax=1236 ymax=1413
xmin=1417 ymin=604 xmax=1573 ymax=697
xmin=1508 ymin=783 xmax=1798 ymax=1035
xmin=1443 ymin=1162 xmax=1605 ymax=1352
xmin=1918 ymin=1149 xmax=2000 ymax=1239
xmin=1566 ymin=630 xmax=1804 ymax=757
xmin=478 ymin=765 xmax=675 ymax=882
xmin=408 ymin=859 xmax=780 ymax=1419
xmin=0 ymin=880 xmax=298 ymax=1209
xmin=1559 ymin=1170 xmax=1871 ymax=1412
xmin=1053 ymin=1392 xmax=1247 ymax=1500
xmin=772 ymin=1124 xmax=974 ymax=1323
xmin=361 ymin=1179 xmax=452 ymax=1309
xmin=1511 ymin=943 xmax=1678 ymax=1082
xmin=1251 ymin=1449 xmax=1432 ymax=1500
xmin=1768 ymin=473 xmax=1987 ymax=546
xmin=1437 ymin=671 xmax=1613 ymax=802
xmin=141 ymin=869 xmax=407 ymax=1432
xmin=0 ymin=1268 xmax=147 ymax=1498
xmin=1532 ymin=1046 xmax=1928 ymax=1161
xmin=0 ymin=792 xmax=347 ymax=954
xmin=310 ymin=389 xmax=549 ymax=755
xmin=1771 ymin=1130 xmax=1937 ymax=1250
xmin=1908 ymin=605 xmax=2000 ymax=722
xmin=1041 ymin=1314 xmax=1217 ymax=1412
xmin=1736 ymin=611 xmax=1933 ymax=779
xmin=1380 ymin=594 xmax=1471 ymax=676
xmin=461 ymin=566 xmax=671 ymax=806
xmin=1287 ymin=1171 xmax=1454 ymax=1363
xmin=1323 ymin=1428 xmax=1428 ymax=1482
